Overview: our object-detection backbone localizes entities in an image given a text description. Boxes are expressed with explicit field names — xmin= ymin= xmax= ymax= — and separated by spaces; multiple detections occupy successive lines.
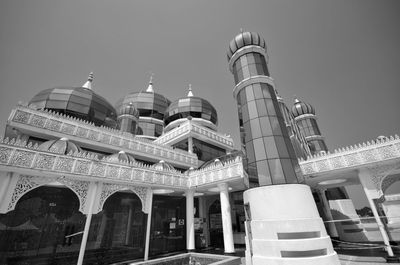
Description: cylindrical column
xmin=77 ymin=182 xmax=98 ymax=265
xmin=228 ymin=31 xmax=302 ymax=187
xmin=218 ymin=183 xmax=235 ymax=253
xmin=186 ymin=189 xmax=195 ymax=250
xmin=317 ymin=189 xmax=339 ymax=238
xmin=228 ymin=31 xmax=339 ymax=265
xmin=144 ymin=191 xmax=153 ymax=260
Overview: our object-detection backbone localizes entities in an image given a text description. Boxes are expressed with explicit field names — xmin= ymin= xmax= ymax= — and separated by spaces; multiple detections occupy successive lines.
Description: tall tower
xmin=292 ymin=98 xmax=328 ymax=155
xmin=227 ymin=31 xmax=340 ymax=265
xmin=227 ymin=31 xmax=302 ymax=186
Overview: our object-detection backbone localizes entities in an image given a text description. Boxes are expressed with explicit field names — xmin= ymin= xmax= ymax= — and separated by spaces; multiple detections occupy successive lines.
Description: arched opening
xmin=380 ymin=172 xmax=400 ymax=243
xmin=84 ymin=191 xmax=147 ymax=264
xmin=0 ymin=185 xmax=85 ymax=265
xmin=208 ymin=199 xmax=223 ymax=249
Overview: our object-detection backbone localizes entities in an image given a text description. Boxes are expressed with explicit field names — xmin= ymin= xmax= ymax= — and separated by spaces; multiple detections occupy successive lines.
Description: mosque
xmin=0 ymin=32 xmax=399 ymax=265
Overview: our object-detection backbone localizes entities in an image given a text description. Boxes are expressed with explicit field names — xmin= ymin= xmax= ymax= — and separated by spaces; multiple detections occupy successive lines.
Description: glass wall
xmin=149 ymin=195 xmax=186 ymax=256
xmin=236 ymin=82 xmax=301 ymax=186
xmin=232 ymin=53 xmax=269 ymax=85
xmin=0 ymin=186 xmax=85 ymax=265
xmin=84 ymin=191 xmax=146 ymax=264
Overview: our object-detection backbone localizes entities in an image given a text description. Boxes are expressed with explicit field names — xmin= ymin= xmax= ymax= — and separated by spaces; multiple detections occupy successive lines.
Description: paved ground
xmin=198 ymin=245 xmax=400 ymax=265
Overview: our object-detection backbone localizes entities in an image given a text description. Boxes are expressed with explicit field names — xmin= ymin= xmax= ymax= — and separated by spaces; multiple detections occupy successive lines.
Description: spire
xmin=82 ymin=72 xmax=94 ymax=89
xmin=294 ymin=96 xmax=300 ymax=104
xmin=187 ymin=84 xmax=194 ymax=97
xmin=146 ymin=73 xmax=154 ymax=93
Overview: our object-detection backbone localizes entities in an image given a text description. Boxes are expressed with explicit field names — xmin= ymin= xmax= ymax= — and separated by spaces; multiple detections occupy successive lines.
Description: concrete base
xmin=243 ymin=184 xmax=340 ymax=265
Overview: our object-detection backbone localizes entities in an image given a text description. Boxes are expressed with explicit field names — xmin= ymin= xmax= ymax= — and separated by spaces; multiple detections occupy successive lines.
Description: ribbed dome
xmin=29 ymin=73 xmax=117 ymax=128
xmin=106 ymin=151 xmax=136 ymax=163
xmin=38 ymin=138 xmax=81 ymax=154
xmin=291 ymin=98 xmax=315 ymax=118
xmin=115 ymin=78 xmax=170 ymax=121
xmin=152 ymin=160 xmax=175 ymax=171
xmin=117 ymin=102 xmax=140 ymax=118
xmin=227 ymin=31 xmax=266 ymax=61
xmin=164 ymin=86 xmax=218 ymax=128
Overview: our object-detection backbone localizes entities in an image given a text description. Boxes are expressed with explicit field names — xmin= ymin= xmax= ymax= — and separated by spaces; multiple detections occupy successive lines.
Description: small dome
xmin=106 ymin=151 xmax=136 ymax=163
xmin=152 ymin=160 xmax=175 ymax=171
xmin=184 ymin=167 xmax=195 ymax=176
xmin=117 ymin=102 xmax=140 ymax=118
xmin=38 ymin=137 xmax=81 ymax=154
xmin=291 ymin=98 xmax=315 ymax=118
xmin=164 ymin=85 xmax=218 ymax=129
xmin=227 ymin=31 xmax=266 ymax=61
xmin=29 ymin=73 xmax=117 ymax=127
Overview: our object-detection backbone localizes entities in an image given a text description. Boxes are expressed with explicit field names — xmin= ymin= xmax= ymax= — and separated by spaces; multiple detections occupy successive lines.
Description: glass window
xmin=255 ymin=99 xmax=268 ymax=117
xmin=256 ymin=160 xmax=272 ymax=186
xmin=265 ymin=99 xmax=276 ymax=116
xmin=253 ymin=138 xmax=267 ymax=160
xmin=245 ymin=86 xmax=255 ymax=102
xmin=252 ymin=84 xmax=263 ymax=99
xmin=245 ymin=141 xmax=256 ymax=164
xmin=263 ymin=136 xmax=279 ymax=159
xmin=242 ymin=66 xmax=250 ymax=79
xmin=269 ymin=116 xmax=282 ymax=135
xmin=259 ymin=116 xmax=273 ymax=136
xmin=281 ymin=159 xmax=297 ymax=184
xmin=250 ymin=119 xmax=262 ymax=139
xmin=247 ymin=101 xmax=258 ymax=120
xmin=243 ymin=121 xmax=252 ymax=143
xmin=246 ymin=54 xmax=256 ymax=64
xmin=275 ymin=136 xmax=289 ymax=158
xmin=268 ymin=159 xmax=286 ymax=184
xmin=0 ymin=186 xmax=85 ymax=265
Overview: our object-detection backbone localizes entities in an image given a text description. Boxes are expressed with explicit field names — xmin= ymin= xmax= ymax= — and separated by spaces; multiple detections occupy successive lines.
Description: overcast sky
xmin=0 ymin=0 xmax=399 ymax=207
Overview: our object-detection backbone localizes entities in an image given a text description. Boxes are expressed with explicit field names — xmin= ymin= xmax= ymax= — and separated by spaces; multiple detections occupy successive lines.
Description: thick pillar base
xmin=243 ymin=184 xmax=340 ymax=265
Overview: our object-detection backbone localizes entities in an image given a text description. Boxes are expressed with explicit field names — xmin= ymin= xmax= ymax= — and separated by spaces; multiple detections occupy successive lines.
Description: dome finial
xmin=240 ymin=28 xmax=244 ymax=33
xmin=146 ymin=73 xmax=154 ymax=93
xmin=293 ymin=95 xmax=300 ymax=103
xmin=187 ymin=84 xmax=194 ymax=97
xmin=82 ymin=72 xmax=94 ymax=89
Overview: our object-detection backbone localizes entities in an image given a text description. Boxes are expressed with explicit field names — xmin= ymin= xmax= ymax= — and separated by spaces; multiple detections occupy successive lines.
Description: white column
xmin=186 ymin=189 xmax=195 ymax=250
xmin=317 ymin=189 xmax=339 ymax=238
xmin=359 ymin=169 xmax=394 ymax=257
xmin=77 ymin=182 xmax=98 ymax=265
xmin=144 ymin=191 xmax=153 ymax=261
xmin=218 ymin=183 xmax=235 ymax=253
xmin=0 ymin=172 xmax=12 ymax=205
xmin=188 ymin=137 xmax=193 ymax=154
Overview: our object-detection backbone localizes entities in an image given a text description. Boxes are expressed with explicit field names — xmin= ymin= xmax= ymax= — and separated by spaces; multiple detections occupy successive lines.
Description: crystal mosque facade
xmin=0 ymin=32 xmax=399 ymax=265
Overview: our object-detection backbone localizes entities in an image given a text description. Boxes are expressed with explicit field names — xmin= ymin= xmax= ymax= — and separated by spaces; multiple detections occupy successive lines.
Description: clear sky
xmin=0 ymin=0 xmax=399 ymax=208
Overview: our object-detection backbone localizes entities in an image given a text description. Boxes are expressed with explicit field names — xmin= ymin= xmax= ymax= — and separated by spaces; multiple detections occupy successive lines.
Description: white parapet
xmin=243 ymin=184 xmax=340 ymax=265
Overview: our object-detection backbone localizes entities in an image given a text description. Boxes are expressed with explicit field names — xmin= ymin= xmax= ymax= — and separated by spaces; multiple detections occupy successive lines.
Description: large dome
xmin=115 ymin=78 xmax=170 ymax=121
xmin=227 ymin=31 xmax=266 ymax=61
xmin=164 ymin=86 xmax=218 ymax=130
xmin=291 ymin=98 xmax=315 ymax=118
xmin=29 ymin=73 xmax=117 ymax=128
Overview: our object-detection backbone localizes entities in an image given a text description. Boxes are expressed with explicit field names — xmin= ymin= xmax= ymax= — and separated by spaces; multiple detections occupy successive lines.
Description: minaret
xmin=227 ymin=31 xmax=302 ymax=186
xmin=117 ymin=102 xmax=139 ymax=135
xmin=227 ymin=31 xmax=340 ymax=265
xmin=292 ymin=98 xmax=328 ymax=155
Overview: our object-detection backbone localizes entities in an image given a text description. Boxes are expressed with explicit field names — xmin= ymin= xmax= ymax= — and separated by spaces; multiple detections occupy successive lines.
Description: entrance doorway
xmin=208 ymin=200 xmax=223 ymax=249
